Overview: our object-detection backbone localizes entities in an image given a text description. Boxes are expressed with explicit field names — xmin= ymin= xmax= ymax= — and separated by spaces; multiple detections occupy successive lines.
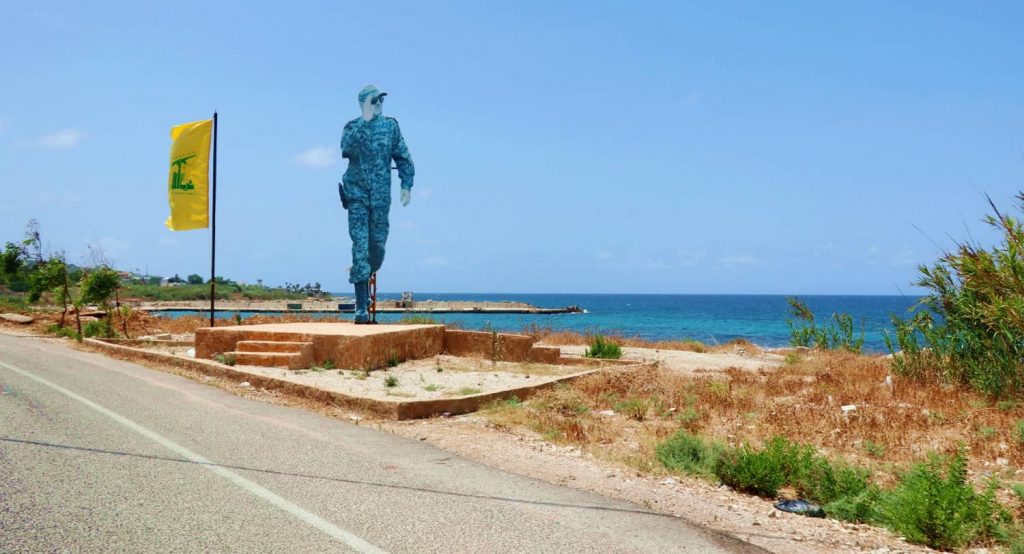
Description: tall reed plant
xmin=885 ymin=193 xmax=1024 ymax=397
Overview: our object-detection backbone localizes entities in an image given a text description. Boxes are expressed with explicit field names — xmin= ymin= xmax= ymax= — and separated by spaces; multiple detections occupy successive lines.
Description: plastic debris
xmin=841 ymin=404 xmax=857 ymax=413
xmin=774 ymin=499 xmax=825 ymax=518
xmin=239 ymin=381 xmax=251 ymax=388
xmin=598 ymin=410 xmax=616 ymax=417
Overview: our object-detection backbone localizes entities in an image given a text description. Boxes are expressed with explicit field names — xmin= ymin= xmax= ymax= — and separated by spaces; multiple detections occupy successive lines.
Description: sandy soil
xmin=155 ymin=349 xmax=582 ymax=402
xmin=549 ymin=344 xmax=785 ymax=374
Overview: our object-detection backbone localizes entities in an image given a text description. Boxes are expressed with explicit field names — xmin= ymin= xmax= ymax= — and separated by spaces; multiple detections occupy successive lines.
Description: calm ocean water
xmin=164 ymin=293 xmax=925 ymax=353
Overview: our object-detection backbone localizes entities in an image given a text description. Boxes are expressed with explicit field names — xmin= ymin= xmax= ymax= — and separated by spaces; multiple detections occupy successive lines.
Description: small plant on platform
xmin=355 ymin=370 xmax=369 ymax=380
xmin=456 ymin=387 xmax=481 ymax=396
xmin=584 ymin=335 xmax=622 ymax=359
xmin=214 ymin=353 xmax=236 ymax=366
xmin=321 ymin=359 xmax=335 ymax=370
xmin=386 ymin=352 xmax=400 ymax=368
xmin=384 ymin=374 xmax=399 ymax=388
xmin=423 ymin=383 xmax=441 ymax=392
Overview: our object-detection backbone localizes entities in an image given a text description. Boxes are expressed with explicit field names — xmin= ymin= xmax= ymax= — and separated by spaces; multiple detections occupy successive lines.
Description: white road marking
xmin=0 ymin=359 xmax=387 ymax=554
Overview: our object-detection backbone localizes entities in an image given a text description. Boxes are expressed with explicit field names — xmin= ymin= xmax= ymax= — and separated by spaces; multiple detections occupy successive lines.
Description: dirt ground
xmin=381 ymin=415 xmax=931 ymax=553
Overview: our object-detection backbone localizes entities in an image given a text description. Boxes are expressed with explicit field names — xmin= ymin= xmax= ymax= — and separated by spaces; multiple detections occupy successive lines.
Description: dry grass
xmin=484 ymin=350 xmax=1024 ymax=484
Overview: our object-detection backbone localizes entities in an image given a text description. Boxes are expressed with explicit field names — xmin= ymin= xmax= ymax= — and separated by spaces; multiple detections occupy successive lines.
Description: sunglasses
xmin=371 ymin=95 xmax=385 ymax=105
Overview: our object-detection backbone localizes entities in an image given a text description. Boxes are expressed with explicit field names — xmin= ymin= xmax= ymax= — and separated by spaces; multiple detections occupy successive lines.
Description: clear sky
xmin=1 ymin=1 xmax=1020 ymax=295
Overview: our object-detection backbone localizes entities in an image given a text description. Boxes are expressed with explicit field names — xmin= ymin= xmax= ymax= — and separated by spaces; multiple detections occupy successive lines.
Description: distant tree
xmin=1 ymin=242 xmax=24 ymax=279
xmin=80 ymin=266 xmax=121 ymax=338
xmin=167 ymin=274 xmax=184 ymax=284
xmin=146 ymin=276 xmax=162 ymax=286
xmin=187 ymin=273 xmax=204 ymax=285
xmin=22 ymin=219 xmax=42 ymax=265
xmin=29 ymin=256 xmax=75 ymax=329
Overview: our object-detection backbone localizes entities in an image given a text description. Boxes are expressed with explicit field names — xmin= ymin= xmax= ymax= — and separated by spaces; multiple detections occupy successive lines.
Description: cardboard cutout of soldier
xmin=339 ymin=85 xmax=414 ymax=323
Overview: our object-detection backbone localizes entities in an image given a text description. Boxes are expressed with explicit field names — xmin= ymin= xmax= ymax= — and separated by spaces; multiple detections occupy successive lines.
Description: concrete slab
xmin=1 ymin=313 xmax=34 ymax=324
xmin=195 ymin=322 xmax=446 ymax=370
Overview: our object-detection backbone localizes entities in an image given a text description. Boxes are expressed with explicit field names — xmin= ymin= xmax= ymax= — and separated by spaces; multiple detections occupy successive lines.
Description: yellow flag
xmin=165 ymin=119 xmax=212 ymax=231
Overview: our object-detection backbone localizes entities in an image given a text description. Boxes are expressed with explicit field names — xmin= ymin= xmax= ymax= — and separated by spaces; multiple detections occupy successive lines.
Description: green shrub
xmin=823 ymin=486 xmax=884 ymax=524
xmin=884 ymin=193 xmax=1024 ymax=397
xmin=656 ymin=430 xmax=725 ymax=478
xmin=386 ymin=352 xmax=400 ymax=368
xmin=83 ymin=318 xmax=114 ymax=338
xmin=787 ymin=297 xmax=865 ymax=352
xmin=213 ymin=353 xmax=236 ymax=366
xmin=712 ymin=436 xmax=871 ymax=509
xmin=383 ymin=374 xmax=399 ymax=388
xmin=714 ymin=436 xmax=811 ymax=497
xmin=613 ymin=398 xmax=649 ymax=421
xmin=584 ymin=335 xmax=622 ymax=359
xmin=880 ymin=450 xmax=1011 ymax=550
xmin=397 ymin=315 xmax=438 ymax=325
xmin=47 ymin=323 xmax=80 ymax=341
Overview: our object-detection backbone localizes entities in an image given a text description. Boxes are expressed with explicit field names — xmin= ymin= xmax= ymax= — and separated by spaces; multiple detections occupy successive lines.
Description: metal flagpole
xmin=209 ymin=112 xmax=218 ymax=327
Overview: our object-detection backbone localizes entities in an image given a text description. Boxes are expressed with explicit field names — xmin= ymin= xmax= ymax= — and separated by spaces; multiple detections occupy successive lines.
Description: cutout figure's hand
xmin=401 ymin=188 xmax=411 ymax=207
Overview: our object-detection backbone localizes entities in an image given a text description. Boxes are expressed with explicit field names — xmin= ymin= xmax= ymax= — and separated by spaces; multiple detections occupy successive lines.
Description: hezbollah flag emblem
xmin=165 ymin=119 xmax=213 ymax=231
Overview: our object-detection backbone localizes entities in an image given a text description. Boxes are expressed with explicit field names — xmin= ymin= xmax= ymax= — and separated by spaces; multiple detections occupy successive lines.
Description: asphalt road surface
xmin=0 ymin=332 xmax=762 ymax=553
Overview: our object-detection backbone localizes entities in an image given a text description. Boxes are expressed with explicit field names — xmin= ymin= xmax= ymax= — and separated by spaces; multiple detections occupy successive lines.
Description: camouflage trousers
xmin=346 ymin=201 xmax=390 ymax=284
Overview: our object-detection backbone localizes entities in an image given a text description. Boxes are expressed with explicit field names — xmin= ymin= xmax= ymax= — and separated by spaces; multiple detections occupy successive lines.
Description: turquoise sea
xmin=160 ymin=294 xmax=925 ymax=353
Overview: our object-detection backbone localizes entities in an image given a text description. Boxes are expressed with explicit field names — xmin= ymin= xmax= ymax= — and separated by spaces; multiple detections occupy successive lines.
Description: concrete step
xmin=232 ymin=352 xmax=303 ymax=369
xmin=236 ymin=340 xmax=312 ymax=354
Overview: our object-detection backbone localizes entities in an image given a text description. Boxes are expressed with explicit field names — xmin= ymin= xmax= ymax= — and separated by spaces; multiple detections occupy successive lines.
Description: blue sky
xmin=1 ymin=1 xmax=1021 ymax=294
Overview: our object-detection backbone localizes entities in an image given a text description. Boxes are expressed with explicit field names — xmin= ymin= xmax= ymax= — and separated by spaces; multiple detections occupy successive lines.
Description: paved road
xmin=0 ymin=333 xmax=761 ymax=553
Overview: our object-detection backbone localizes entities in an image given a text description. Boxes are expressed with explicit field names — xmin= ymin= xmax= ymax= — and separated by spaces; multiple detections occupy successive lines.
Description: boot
xmin=354 ymin=280 xmax=369 ymax=324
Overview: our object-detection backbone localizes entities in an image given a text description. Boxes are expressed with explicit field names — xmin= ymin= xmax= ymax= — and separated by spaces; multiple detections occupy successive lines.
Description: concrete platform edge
xmin=81 ymin=339 xmax=642 ymax=420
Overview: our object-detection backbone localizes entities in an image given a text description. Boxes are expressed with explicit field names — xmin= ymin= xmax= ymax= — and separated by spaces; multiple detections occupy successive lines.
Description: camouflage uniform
xmin=339 ymin=114 xmax=414 ymax=284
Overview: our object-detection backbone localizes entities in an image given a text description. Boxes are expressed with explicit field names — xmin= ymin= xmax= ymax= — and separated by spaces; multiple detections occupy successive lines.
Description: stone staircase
xmin=230 ymin=340 xmax=313 ymax=370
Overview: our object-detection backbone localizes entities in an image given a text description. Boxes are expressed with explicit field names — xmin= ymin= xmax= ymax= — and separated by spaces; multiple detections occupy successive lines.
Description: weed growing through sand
xmin=321 ymin=359 xmax=335 ymax=370
xmin=455 ymin=387 xmax=481 ymax=396
xmin=213 ymin=353 xmax=236 ymax=366
xmin=784 ymin=351 xmax=801 ymax=365
xmin=47 ymin=323 xmax=80 ymax=341
xmin=386 ymin=352 xmax=400 ymax=368
xmin=978 ymin=425 xmax=998 ymax=439
xmin=384 ymin=374 xmax=399 ymax=388
xmin=656 ymin=430 xmax=724 ymax=479
xmin=355 ymin=370 xmax=369 ymax=380
xmin=585 ymin=335 xmax=622 ymax=359
xmin=613 ymin=398 xmax=649 ymax=421
xmin=422 ymin=384 xmax=441 ymax=392
xmin=674 ymin=407 xmax=701 ymax=429
xmin=863 ymin=440 xmax=886 ymax=458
